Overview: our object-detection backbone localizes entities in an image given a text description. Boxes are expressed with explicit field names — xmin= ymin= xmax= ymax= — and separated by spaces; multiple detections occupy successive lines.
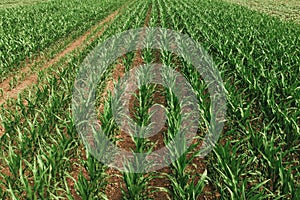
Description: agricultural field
xmin=225 ymin=0 xmax=300 ymax=24
xmin=0 ymin=0 xmax=299 ymax=199
xmin=0 ymin=0 xmax=48 ymax=8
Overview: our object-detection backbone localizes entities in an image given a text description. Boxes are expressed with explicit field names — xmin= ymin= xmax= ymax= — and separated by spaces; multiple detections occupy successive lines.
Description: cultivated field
xmin=0 ymin=0 xmax=49 ymax=8
xmin=225 ymin=0 xmax=300 ymax=24
xmin=0 ymin=0 xmax=299 ymax=199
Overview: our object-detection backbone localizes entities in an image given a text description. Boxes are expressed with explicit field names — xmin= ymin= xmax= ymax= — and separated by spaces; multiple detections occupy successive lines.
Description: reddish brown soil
xmin=105 ymin=168 xmax=125 ymax=200
xmin=0 ymin=125 xmax=4 ymax=137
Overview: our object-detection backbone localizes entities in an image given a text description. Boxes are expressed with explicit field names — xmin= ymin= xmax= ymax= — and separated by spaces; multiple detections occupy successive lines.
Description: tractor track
xmin=0 ymin=10 xmax=119 ymax=106
xmin=0 ymin=3 xmax=126 ymax=140
xmin=0 ymin=1 xmax=130 ymax=198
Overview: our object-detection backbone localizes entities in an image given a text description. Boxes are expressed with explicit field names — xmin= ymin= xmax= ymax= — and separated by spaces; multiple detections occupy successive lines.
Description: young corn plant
xmin=74 ymin=152 xmax=108 ymax=200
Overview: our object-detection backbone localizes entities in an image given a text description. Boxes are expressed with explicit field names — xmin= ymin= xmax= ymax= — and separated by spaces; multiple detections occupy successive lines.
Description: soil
xmin=0 ymin=125 xmax=5 ymax=137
